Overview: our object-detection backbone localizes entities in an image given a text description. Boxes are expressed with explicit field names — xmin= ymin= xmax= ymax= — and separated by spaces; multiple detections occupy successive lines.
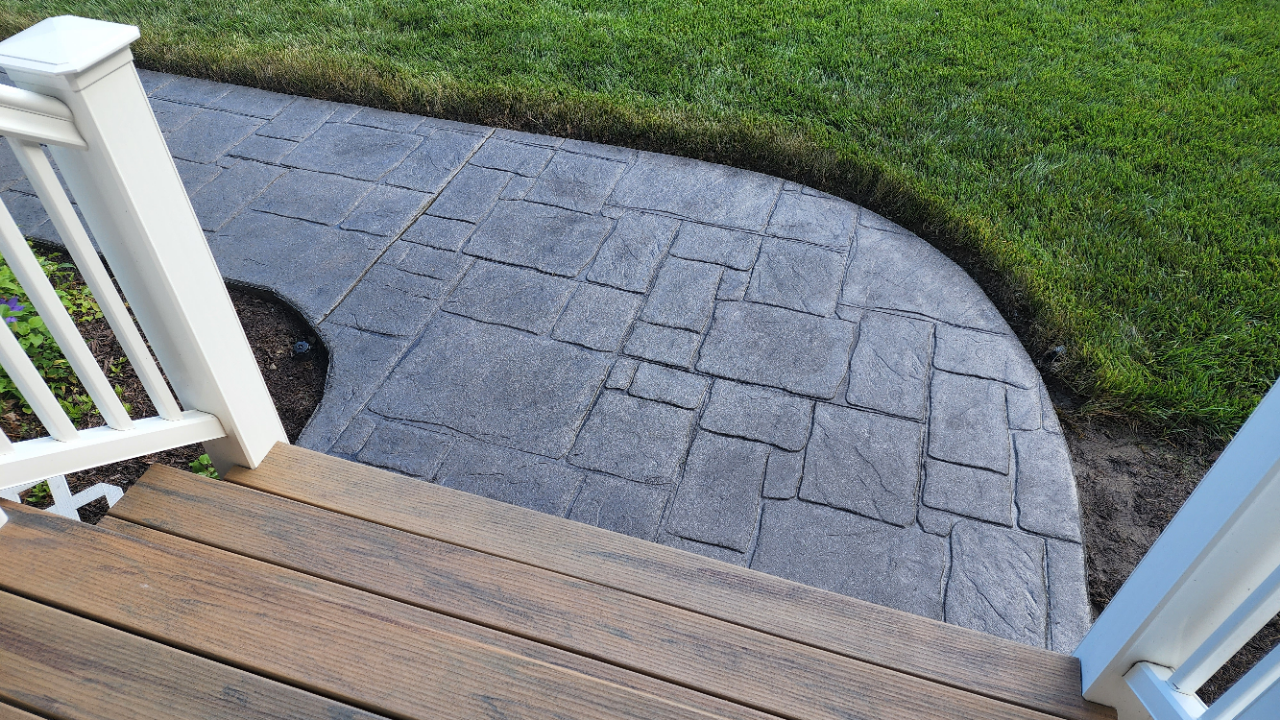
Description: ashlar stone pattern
xmin=61 ymin=69 xmax=1090 ymax=652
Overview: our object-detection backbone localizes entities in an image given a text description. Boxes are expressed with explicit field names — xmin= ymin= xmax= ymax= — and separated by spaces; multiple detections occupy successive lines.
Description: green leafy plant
xmin=189 ymin=454 xmax=219 ymax=479
xmin=23 ymin=480 xmax=51 ymax=505
xmin=0 ymin=243 xmax=105 ymax=429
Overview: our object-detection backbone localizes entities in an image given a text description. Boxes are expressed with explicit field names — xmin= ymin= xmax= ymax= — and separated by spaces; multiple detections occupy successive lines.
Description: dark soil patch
xmin=1062 ymin=410 xmax=1278 ymax=702
xmin=8 ymin=285 xmax=325 ymax=524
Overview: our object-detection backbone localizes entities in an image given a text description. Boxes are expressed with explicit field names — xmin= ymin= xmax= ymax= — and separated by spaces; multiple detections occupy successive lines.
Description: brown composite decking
xmin=0 ymin=443 xmax=1115 ymax=720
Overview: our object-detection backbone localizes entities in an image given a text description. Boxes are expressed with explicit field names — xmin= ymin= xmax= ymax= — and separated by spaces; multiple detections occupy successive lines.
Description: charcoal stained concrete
xmin=0 ymin=68 xmax=1090 ymax=652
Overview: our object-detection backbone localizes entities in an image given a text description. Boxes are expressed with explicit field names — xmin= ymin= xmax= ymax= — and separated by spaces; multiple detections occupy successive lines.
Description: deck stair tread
xmin=0 ymin=443 xmax=1115 ymax=720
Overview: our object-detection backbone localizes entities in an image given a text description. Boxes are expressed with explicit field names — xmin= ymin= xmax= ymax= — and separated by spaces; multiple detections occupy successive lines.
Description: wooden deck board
xmin=226 ymin=443 xmax=1113 ymax=720
xmin=94 ymin=518 xmax=782 ymax=720
xmin=0 ymin=443 xmax=1114 ymax=720
xmin=0 ymin=500 xmax=734 ymax=720
xmin=108 ymin=466 xmax=1065 ymax=720
xmin=0 ymin=591 xmax=389 ymax=720
xmin=0 ymin=702 xmax=45 ymax=720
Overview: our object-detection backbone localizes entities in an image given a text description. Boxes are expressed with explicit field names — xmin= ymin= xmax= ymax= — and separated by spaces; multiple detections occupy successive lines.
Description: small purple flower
xmin=2 ymin=297 xmax=23 ymax=324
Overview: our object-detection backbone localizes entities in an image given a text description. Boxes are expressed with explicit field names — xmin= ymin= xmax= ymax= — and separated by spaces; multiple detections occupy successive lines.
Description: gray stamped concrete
xmin=0 ymin=69 xmax=1090 ymax=653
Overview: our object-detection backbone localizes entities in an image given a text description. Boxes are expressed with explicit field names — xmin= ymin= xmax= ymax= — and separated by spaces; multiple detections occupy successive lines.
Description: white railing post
xmin=1074 ymin=379 xmax=1280 ymax=719
xmin=0 ymin=16 xmax=286 ymax=473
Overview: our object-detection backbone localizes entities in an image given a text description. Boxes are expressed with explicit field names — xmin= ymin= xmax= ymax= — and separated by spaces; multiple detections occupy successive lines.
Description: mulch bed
xmin=4 ymin=284 xmax=325 ymax=524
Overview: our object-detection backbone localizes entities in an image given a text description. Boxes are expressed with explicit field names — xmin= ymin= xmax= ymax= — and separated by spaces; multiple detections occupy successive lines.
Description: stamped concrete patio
xmin=2 ymin=70 xmax=1089 ymax=653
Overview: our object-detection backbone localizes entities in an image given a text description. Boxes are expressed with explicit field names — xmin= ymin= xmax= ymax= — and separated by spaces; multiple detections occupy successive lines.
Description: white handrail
xmin=0 ymin=16 xmax=286 ymax=528
xmin=1075 ymin=379 xmax=1280 ymax=719
xmin=0 ymin=84 xmax=85 ymax=148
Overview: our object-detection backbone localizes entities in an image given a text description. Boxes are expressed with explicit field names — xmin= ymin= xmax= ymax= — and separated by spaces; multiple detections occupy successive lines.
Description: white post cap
xmin=0 ymin=16 xmax=139 ymax=76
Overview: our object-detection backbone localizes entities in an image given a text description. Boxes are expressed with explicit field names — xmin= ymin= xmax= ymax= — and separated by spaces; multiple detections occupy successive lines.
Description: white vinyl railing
xmin=1075 ymin=380 xmax=1280 ymax=719
xmin=0 ymin=16 xmax=286 ymax=527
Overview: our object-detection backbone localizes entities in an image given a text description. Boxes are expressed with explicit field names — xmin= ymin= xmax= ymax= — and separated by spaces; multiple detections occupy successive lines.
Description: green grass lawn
xmin=2 ymin=0 xmax=1275 ymax=436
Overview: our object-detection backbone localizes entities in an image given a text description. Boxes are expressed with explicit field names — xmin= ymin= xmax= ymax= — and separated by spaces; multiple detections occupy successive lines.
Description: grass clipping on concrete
xmin=2 ymin=0 xmax=1275 ymax=436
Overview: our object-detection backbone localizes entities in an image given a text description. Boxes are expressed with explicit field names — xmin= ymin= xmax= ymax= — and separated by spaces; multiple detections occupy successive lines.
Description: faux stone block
xmin=2 ymin=191 xmax=49 ymax=240
xmin=568 ymin=391 xmax=698 ymax=483
xmin=746 ymin=237 xmax=845 ymax=316
xmin=604 ymin=358 xmax=639 ymax=390
xmin=763 ymin=449 xmax=805 ymax=499
xmin=389 ymin=243 xmax=469 ymax=281
xmin=349 ymin=107 xmax=423 ymax=134
xmin=426 ymin=165 xmax=510 ymax=222
xmin=610 ymin=152 xmax=782 ymax=230
xmin=668 ymin=223 xmax=762 ymax=271
xmin=211 ymin=211 xmax=392 ymax=322
xmin=135 ymin=68 xmax=174 ymax=95
xmin=209 ymin=86 xmax=294 ymax=119
xmin=841 ymin=226 xmax=1007 ymax=332
xmin=494 ymin=129 xmax=563 ymax=147
xmin=228 ymin=134 xmax=297 ymax=164
xmin=933 ymin=325 xmax=1037 ymax=389
xmin=152 ymin=76 xmax=231 ymax=105
xmin=753 ymin=500 xmax=948 ymax=619
xmin=622 ymin=322 xmax=702 ymax=368
xmin=467 ymin=201 xmax=613 ymax=277
xmin=251 ymin=169 xmax=369 ymax=225
xmin=628 ymin=364 xmax=710 ymax=409
xmin=190 ymin=160 xmax=285 ymax=232
xmin=437 ymin=440 xmax=585 ymax=516
xmin=569 ymin=474 xmax=672 ymax=540
xmin=296 ymin=324 xmax=412 ymax=453
xmin=661 ymin=535 xmax=749 ymax=566
xmin=799 ymin=404 xmax=923 ymax=527
xmin=283 ymin=122 xmax=420 ymax=181
xmin=928 ymin=372 xmax=1010 ymax=474
xmin=413 ymin=115 xmax=484 ymax=133
xmin=384 ymin=129 xmax=487 ymax=192
xmin=443 ymin=261 xmax=574 ymax=334
xmin=717 ymin=270 xmax=750 ymax=301
xmin=765 ymin=190 xmax=857 ymax=251
xmin=326 ymin=263 xmax=441 ymax=336
xmin=859 ymin=208 xmax=900 ymax=233
xmin=946 ymin=521 xmax=1048 ymax=647
xmin=846 ymin=312 xmax=932 ymax=420
xmin=172 ymin=159 xmax=221 ymax=196
xmin=1047 ymin=538 xmax=1092 ymax=653
xmin=371 ymin=313 xmax=611 ymax=458
xmin=500 ymin=175 xmax=535 ymax=200
xmin=922 ymin=460 xmax=1013 ymax=526
xmin=697 ymin=302 xmax=855 ymax=399
xmin=560 ymin=139 xmax=634 ymax=161
xmin=1014 ymin=431 xmax=1082 ymax=542
xmin=356 ymin=421 xmax=454 ymax=478
xmin=401 ymin=213 xmax=474 ymax=251
xmin=1007 ymin=385 xmax=1043 ymax=431
xmin=917 ymin=505 xmax=965 ymax=537
xmin=150 ymin=99 xmax=199 ymax=132
xmin=699 ymin=380 xmax=813 ymax=451
xmin=587 ymin=211 xmax=680 ymax=292
xmin=328 ymin=412 xmax=378 ymax=456
xmin=640 ymin=258 xmax=722 ymax=332
xmin=1042 ymin=383 xmax=1063 ymax=433
xmin=257 ymin=97 xmax=337 ymax=141
xmin=551 ymin=283 xmax=644 ymax=352
xmin=469 ymin=138 xmax=555 ymax=177
xmin=166 ymin=109 xmax=262 ymax=164
xmin=340 ymin=185 xmax=429 ymax=237
xmin=665 ymin=433 xmax=769 ymax=551
xmin=526 ymin=152 xmax=626 ymax=213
